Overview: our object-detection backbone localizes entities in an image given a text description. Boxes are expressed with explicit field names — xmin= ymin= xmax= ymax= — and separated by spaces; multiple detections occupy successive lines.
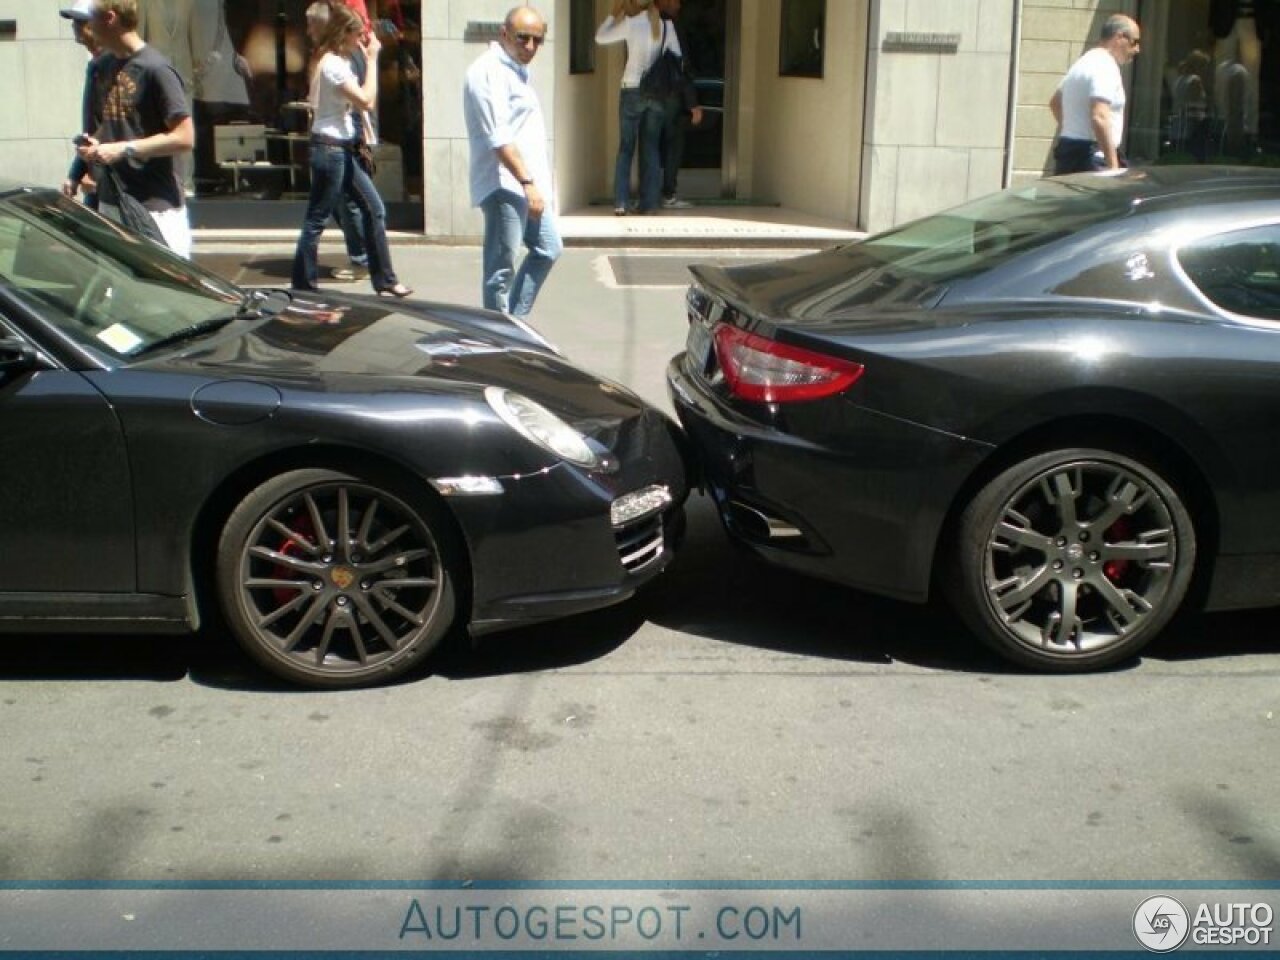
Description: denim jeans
xmin=335 ymin=193 xmax=368 ymax=266
xmin=660 ymin=97 xmax=688 ymax=199
xmin=292 ymin=143 xmax=397 ymax=291
xmin=614 ymin=88 xmax=667 ymax=211
xmin=480 ymin=189 xmax=562 ymax=318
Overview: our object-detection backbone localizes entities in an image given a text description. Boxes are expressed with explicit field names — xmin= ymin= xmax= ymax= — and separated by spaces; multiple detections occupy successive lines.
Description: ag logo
xmin=1134 ymin=895 xmax=1190 ymax=952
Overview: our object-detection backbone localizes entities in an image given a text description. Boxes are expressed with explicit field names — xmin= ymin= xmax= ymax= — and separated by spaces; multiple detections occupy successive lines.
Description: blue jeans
xmin=480 ymin=189 xmax=562 ymax=318
xmin=292 ymin=143 xmax=397 ymax=291
xmin=614 ymin=88 xmax=666 ymax=211
xmin=335 ymin=194 xmax=368 ymax=266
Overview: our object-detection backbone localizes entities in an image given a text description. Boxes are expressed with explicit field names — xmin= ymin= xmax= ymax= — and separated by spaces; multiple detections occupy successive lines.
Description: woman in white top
xmin=291 ymin=3 xmax=410 ymax=297
xmin=596 ymin=0 xmax=681 ymax=215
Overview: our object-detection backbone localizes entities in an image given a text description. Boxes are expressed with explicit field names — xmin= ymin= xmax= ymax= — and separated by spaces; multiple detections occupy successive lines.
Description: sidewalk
xmin=192 ymin=203 xmax=864 ymax=250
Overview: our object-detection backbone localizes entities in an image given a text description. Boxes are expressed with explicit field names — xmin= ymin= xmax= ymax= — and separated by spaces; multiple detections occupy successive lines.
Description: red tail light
xmin=713 ymin=324 xmax=865 ymax=403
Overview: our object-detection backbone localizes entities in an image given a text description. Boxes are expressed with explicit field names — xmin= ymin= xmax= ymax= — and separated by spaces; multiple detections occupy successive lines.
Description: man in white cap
xmin=61 ymin=0 xmax=109 ymax=206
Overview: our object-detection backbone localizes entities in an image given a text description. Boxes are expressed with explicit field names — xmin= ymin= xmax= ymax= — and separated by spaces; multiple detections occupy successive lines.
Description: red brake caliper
xmin=1102 ymin=517 xmax=1133 ymax=583
xmin=273 ymin=515 xmax=317 ymax=605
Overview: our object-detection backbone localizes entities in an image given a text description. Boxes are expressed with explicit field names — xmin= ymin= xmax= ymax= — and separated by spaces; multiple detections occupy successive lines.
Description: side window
xmin=1178 ymin=225 xmax=1280 ymax=320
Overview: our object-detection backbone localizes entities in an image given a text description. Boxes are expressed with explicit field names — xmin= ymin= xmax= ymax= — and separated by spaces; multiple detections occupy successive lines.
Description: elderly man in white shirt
xmin=1049 ymin=14 xmax=1141 ymax=174
xmin=596 ymin=0 xmax=683 ymax=215
xmin=463 ymin=6 xmax=561 ymax=319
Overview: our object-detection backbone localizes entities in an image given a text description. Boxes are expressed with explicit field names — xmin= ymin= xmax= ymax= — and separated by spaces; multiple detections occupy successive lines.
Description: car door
xmin=0 ymin=320 xmax=136 ymax=596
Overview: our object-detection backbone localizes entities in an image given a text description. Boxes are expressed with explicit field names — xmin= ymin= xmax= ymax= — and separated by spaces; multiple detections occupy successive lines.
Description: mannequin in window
xmin=190 ymin=0 xmax=252 ymax=188
xmin=1209 ymin=0 xmax=1280 ymax=155
xmin=1172 ymin=49 xmax=1211 ymax=159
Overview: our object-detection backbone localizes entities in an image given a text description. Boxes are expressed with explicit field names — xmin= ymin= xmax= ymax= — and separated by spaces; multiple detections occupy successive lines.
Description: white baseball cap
xmin=59 ymin=0 xmax=94 ymax=21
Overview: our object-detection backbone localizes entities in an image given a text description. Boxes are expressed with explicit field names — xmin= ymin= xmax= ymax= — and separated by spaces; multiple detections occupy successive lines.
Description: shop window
xmin=570 ymin=0 xmax=595 ymax=74
xmin=1132 ymin=0 xmax=1280 ymax=166
xmin=1178 ymin=225 xmax=1280 ymax=320
xmin=136 ymin=0 xmax=422 ymax=214
xmin=779 ymin=0 xmax=824 ymax=78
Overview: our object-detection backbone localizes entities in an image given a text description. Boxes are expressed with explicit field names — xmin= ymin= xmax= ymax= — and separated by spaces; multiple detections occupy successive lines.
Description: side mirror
xmin=0 ymin=336 xmax=43 ymax=375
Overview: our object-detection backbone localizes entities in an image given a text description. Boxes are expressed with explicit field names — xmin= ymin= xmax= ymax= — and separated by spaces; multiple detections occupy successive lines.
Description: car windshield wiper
xmin=127 ymin=314 xmax=239 ymax=358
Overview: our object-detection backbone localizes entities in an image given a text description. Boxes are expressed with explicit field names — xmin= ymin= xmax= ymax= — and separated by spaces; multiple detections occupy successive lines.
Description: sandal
xmin=377 ymin=284 xmax=413 ymax=298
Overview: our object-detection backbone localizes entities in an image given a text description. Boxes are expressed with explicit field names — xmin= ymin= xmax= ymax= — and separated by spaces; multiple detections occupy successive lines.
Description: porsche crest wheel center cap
xmin=330 ymin=566 xmax=357 ymax=590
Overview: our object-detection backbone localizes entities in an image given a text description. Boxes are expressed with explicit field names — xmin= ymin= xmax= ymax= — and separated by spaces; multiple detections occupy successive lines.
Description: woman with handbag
xmin=291 ymin=3 xmax=411 ymax=297
xmin=596 ymin=0 xmax=685 ymax=215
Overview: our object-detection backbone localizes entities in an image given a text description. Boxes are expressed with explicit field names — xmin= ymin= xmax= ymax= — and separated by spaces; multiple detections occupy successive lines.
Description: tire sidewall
xmin=950 ymin=447 xmax=1196 ymax=671
xmin=215 ymin=468 xmax=457 ymax=688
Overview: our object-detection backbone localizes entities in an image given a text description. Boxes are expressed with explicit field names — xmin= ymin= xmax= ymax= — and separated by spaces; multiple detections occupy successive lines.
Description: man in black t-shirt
xmin=77 ymin=0 xmax=194 ymax=257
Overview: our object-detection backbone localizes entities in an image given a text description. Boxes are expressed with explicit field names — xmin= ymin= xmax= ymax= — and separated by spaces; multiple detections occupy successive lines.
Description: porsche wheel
xmin=949 ymin=448 xmax=1195 ymax=671
xmin=216 ymin=469 xmax=457 ymax=688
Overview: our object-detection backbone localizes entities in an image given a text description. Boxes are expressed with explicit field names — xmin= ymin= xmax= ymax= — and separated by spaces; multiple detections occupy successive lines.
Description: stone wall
xmin=858 ymin=0 xmax=1017 ymax=233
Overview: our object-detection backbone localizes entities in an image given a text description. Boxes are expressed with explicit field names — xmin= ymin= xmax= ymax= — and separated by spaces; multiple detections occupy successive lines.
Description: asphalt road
xmin=1 ymin=246 xmax=1277 ymax=884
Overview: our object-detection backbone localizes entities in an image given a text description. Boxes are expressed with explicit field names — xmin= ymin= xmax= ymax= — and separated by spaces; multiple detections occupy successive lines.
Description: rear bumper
xmin=667 ymin=356 xmax=991 ymax=602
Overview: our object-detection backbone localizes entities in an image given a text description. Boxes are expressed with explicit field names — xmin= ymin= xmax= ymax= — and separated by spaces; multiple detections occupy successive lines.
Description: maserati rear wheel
xmin=216 ymin=469 xmax=457 ymax=688
xmin=949 ymin=448 xmax=1196 ymax=671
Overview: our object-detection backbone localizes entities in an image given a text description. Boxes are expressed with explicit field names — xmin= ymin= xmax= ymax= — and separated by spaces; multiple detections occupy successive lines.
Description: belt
xmin=310 ymin=133 xmax=355 ymax=148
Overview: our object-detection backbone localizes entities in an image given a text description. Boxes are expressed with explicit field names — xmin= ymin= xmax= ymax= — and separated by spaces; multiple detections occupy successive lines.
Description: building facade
xmin=8 ymin=0 xmax=1273 ymax=240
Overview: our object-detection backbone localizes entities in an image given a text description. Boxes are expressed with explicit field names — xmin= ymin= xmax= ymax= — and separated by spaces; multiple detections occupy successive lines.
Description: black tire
xmin=946 ymin=447 xmax=1196 ymax=671
xmin=216 ymin=468 xmax=457 ymax=688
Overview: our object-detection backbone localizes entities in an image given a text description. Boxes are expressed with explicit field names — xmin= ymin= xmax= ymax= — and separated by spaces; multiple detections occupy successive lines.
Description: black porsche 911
xmin=0 ymin=185 xmax=687 ymax=688
xmin=669 ymin=166 xmax=1280 ymax=671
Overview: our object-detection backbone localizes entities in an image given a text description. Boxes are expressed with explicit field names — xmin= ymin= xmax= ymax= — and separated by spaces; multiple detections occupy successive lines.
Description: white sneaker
xmin=662 ymin=196 xmax=693 ymax=209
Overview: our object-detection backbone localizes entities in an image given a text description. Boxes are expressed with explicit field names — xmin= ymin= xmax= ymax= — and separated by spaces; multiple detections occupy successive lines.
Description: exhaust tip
xmin=724 ymin=500 xmax=805 ymax=542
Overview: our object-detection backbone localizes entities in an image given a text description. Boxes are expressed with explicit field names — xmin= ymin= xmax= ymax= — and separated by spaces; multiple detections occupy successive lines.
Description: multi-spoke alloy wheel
xmin=949 ymin=448 xmax=1195 ymax=671
xmin=216 ymin=469 xmax=456 ymax=687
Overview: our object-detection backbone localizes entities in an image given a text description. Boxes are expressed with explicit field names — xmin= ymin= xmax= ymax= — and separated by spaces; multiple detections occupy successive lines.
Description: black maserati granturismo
xmin=669 ymin=166 xmax=1280 ymax=671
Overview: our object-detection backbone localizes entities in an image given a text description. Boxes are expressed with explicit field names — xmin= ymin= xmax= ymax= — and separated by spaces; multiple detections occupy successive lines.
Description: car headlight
xmin=485 ymin=386 xmax=600 ymax=469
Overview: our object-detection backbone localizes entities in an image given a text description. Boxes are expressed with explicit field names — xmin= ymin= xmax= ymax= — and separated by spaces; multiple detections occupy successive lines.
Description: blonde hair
xmin=95 ymin=0 xmax=139 ymax=31
xmin=319 ymin=2 xmax=361 ymax=53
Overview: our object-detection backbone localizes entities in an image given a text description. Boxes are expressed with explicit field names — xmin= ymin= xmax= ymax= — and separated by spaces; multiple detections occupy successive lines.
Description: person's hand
xmin=524 ymin=182 xmax=545 ymax=219
xmin=691 ymin=106 xmax=704 ymax=126
xmin=60 ymin=178 xmax=78 ymax=199
xmin=75 ymin=134 xmax=99 ymax=162
xmin=362 ymin=31 xmax=382 ymax=60
xmin=89 ymin=140 xmax=129 ymax=166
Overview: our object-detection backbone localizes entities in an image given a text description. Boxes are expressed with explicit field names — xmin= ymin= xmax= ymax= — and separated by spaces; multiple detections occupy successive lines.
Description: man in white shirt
xmin=463 ymin=6 xmax=561 ymax=318
xmin=1049 ymin=14 xmax=1141 ymax=174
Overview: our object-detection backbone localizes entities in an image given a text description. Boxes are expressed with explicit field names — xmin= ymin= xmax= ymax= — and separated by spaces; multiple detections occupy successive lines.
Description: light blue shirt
xmin=463 ymin=43 xmax=552 ymax=208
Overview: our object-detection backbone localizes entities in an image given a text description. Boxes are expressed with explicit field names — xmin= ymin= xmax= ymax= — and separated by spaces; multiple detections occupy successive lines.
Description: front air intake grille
xmin=615 ymin=514 xmax=665 ymax=573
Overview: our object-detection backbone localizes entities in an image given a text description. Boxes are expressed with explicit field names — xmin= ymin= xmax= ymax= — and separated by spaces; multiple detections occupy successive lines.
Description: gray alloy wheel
xmin=216 ymin=469 xmax=456 ymax=688
xmin=948 ymin=448 xmax=1196 ymax=671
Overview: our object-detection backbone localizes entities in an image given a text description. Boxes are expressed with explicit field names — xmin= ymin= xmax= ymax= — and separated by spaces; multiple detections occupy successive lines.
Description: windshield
xmin=0 ymin=190 xmax=247 ymax=360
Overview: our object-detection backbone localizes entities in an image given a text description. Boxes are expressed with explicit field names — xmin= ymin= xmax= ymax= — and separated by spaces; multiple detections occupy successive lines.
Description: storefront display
xmin=1131 ymin=0 xmax=1280 ymax=166
xmin=137 ymin=0 xmax=422 ymax=226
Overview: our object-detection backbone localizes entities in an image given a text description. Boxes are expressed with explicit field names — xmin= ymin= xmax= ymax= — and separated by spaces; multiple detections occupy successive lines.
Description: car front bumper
xmin=443 ymin=409 xmax=690 ymax=634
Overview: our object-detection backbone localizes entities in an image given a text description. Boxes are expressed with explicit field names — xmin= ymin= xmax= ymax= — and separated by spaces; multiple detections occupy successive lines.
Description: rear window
xmin=852 ymin=179 xmax=1136 ymax=284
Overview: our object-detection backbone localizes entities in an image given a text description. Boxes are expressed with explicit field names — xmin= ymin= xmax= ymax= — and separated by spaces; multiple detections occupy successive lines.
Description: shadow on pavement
xmin=642 ymin=493 xmax=1279 ymax=673
xmin=1 ymin=494 xmax=1273 ymax=689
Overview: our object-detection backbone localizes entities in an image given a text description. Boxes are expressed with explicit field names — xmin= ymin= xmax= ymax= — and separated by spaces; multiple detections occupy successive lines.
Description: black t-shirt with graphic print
xmin=96 ymin=45 xmax=189 ymax=212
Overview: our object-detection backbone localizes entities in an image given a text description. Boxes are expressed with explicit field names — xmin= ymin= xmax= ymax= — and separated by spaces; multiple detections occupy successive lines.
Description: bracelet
xmin=518 ymin=177 xmax=534 ymax=186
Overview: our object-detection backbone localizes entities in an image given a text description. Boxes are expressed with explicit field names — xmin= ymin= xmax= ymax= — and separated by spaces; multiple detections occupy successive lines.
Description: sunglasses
xmin=1124 ymin=32 xmax=1141 ymax=46
xmin=512 ymin=31 xmax=546 ymax=46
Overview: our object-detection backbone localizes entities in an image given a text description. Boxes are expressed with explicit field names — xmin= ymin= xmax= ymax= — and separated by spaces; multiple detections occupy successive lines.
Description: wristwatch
xmin=124 ymin=141 xmax=139 ymax=160
xmin=518 ymin=177 xmax=534 ymax=186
